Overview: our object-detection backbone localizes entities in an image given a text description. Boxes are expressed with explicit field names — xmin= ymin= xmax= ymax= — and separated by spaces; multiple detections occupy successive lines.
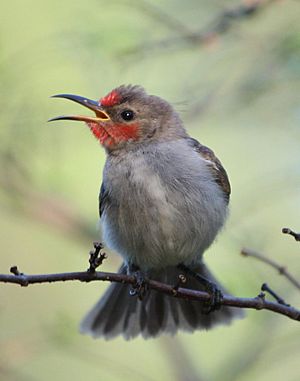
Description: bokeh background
xmin=0 ymin=0 xmax=299 ymax=380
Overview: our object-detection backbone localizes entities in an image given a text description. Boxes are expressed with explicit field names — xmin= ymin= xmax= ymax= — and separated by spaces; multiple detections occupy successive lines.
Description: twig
xmin=124 ymin=0 xmax=276 ymax=56
xmin=10 ymin=266 xmax=23 ymax=276
xmin=128 ymin=0 xmax=193 ymax=37
xmin=261 ymin=283 xmax=290 ymax=306
xmin=282 ymin=227 xmax=300 ymax=242
xmin=1 ymin=267 xmax=299 ymax=321
xmin=241 ymin=248 xmax=300 ymax=290
xmin=87 ymin=242 xmax=107 ymax=273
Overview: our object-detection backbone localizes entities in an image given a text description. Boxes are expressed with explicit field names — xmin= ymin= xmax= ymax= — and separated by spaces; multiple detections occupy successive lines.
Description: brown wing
xmin=187 ymin=138 xmax=231 ymax=203
xmin=99 ymin=182 xmax=109 ymax=218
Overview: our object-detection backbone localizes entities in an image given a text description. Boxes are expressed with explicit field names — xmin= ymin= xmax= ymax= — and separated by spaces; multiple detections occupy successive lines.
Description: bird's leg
xmin=177 ymin=264 xmax=223 ymax=313
xmin=127 ymin=263 xmax=149 ymax=301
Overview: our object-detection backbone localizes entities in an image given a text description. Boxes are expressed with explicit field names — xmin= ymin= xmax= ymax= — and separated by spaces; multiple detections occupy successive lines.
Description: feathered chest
xmin=101 ymin=141 xmax=226 ymax=221
xmin=100 ymin=140 xmax=228 ymax=268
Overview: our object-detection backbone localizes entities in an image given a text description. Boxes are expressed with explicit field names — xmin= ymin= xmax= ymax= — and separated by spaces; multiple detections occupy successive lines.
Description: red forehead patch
xmin=100 ymin=90 xmax=121 ymax=107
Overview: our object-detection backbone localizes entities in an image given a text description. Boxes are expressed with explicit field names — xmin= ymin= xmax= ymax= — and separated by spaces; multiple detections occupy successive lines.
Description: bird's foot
xmin=128 ymin=264 xmax=149 ymax=301
xmin=200 ymin=278 xmax=223 ymax=314
xmin=177 ymin=264 xmax=223 ymax=313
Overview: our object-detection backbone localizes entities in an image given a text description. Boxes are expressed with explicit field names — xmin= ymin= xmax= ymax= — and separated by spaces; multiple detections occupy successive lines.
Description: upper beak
xmin=48 ymin=94 xmax=110 ymax=123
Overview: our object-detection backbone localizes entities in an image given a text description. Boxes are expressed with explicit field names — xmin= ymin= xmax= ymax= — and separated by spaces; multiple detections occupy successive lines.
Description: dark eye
xmin=121 ymin=109 xmax=134 ymax=121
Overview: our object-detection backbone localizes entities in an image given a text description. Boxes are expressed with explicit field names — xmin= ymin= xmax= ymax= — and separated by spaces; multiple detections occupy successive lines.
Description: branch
xmin=241 ymin=247 xmax=300 ymax=290
xmin=282 ymin=227 xmax=300 ymax=242
xmin=1 ymin=266 xmax=299 ymax=322
xmin=124 ymin=0 xmax=276 ymax=56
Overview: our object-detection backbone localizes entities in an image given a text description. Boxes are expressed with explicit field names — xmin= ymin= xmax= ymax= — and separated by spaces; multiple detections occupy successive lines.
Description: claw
xmin=177 ymin=264 xmax=223 ymax=313
xmin=201 ymin=281 xmax=223 ymax=314
xmin=128 ymin=265 xmax=149 ymax=301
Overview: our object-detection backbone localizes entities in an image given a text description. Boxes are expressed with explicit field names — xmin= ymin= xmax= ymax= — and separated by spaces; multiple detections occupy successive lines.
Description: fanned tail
xmin=80 ymin=263 xmax=244 ymax=340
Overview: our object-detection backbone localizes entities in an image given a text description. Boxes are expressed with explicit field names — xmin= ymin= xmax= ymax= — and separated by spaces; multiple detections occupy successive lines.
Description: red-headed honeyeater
xmin=50 ymin=85 xmax=243 ymax=339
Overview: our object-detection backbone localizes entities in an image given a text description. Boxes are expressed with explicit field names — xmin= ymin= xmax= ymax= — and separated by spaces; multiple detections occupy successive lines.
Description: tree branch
xmin=124 ymin=0 xmax=277 ymax=56
xmin=1 ymin=266 xmax=299 ymax=322
xmin=241 ymin=247 xmax=300 ymax=290
xmin=282 ymin=227 xmax=300 ymax=242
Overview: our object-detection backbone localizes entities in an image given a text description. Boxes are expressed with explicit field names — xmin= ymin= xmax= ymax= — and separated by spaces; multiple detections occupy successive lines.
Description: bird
xmin=49 ymin=85 xmax=243 ymax=340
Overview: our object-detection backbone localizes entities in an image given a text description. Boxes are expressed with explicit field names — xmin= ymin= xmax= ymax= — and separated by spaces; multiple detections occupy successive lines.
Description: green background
xmin=0 ymin=1 xmax=299 ymax=380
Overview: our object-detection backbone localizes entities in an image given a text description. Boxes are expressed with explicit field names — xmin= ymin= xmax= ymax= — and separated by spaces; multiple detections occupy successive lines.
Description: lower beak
xmin=48 ymin=94 xmax=110 ymax=123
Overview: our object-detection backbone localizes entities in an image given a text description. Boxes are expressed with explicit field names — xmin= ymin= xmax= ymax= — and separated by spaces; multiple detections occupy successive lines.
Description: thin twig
xmin=87 ymin=242 xmax=107 ymax=273
xmin=261 ymin=283 xmax=290 ymax=306
xmin=241 ymin=248 xmax=300 ymax=291
xmin=128 ymin=0 xmax=194 ymax=36
xmin=0 ymin=267 xmax=299 ymax=321
xmin=282 ymin=227 xmax=300 ymax=242
xmin=124 ymin=0 xmax=276 ymax=56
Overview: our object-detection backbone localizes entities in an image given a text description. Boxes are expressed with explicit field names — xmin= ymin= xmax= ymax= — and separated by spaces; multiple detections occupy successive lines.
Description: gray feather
xmin=101 ymin=139 xmax=228 ymax=271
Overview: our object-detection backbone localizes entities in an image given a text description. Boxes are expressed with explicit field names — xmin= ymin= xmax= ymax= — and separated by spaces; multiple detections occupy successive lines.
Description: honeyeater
xmin=50 ymin=85 xmax=242 ymax=339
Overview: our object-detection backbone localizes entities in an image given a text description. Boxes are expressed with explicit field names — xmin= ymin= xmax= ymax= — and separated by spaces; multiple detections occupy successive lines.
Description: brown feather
xmin=187 ymin=138 xmax=231 ymax=203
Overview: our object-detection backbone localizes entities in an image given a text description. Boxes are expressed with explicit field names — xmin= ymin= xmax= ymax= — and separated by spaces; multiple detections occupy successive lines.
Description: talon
xmin=130 ymin=280 xmax=148 ymax=300
xmin=202 ymin=282 xmax=223 ymax=314
xmin=129 ymin=288 xmax=138 ymax=296
xmin=128 ymin=267 xmax=149 ymax=300
xmin=177 ymin=264 xmax=223 ymax=313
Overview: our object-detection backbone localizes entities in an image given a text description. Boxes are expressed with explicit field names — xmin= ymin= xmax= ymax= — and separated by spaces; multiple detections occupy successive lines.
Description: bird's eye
xmin=121 ymin=109 xmax=134 ymax=121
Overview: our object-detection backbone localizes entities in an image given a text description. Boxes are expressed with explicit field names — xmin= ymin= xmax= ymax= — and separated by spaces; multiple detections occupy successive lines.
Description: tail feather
xmin=145 ymin=290 xmax=165 ymax=337
xmin=123 ymin=290 xmax=141 ymax=339
xmin=80 ymin=263 xmax=244 ymax=340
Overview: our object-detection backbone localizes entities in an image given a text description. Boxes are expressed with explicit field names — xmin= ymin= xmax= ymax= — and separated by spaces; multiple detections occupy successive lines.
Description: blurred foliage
xmin=0 ymin=0 xmax=299 ymax=380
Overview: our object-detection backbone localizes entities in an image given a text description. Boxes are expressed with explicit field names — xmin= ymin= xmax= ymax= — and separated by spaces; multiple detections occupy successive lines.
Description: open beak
xmin=48 ymin=94 xmax=110 ymax=123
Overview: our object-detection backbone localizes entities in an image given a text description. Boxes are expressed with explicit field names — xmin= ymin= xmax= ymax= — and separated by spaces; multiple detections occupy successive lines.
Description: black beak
xmin=48 ymin=94 xmax=110 ymax=123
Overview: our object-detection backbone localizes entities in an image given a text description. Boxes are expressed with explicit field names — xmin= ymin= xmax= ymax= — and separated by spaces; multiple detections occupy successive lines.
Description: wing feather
xmin=187 ymin=137 xmax=231 ymax=203
xmin=99 ymin=182 xmax=109 ymax=218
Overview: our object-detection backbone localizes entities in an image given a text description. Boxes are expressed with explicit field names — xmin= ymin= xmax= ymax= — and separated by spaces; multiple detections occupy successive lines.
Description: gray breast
xmin=101 ymin=140 xmax=228 ymax=271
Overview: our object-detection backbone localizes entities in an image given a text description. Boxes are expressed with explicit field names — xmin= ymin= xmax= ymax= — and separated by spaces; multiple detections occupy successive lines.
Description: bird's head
xmin=49 ymin=85 xmax=186 ymax=152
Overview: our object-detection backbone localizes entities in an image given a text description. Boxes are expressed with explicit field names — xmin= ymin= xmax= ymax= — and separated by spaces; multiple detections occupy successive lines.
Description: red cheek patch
xmin=89 ymin=123 xmax=110 ymax=145
xmin=100 ymin=90 xmax=121 ymax=107
xmin=109 ymin=123 xmax=139 ymax=142
xmin=87 ymin=122 xmax=139 ymax=148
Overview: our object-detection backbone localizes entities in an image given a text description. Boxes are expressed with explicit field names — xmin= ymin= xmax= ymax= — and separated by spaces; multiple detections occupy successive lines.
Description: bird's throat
xmin=88 ymin=122 xmax=139 ymax=148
